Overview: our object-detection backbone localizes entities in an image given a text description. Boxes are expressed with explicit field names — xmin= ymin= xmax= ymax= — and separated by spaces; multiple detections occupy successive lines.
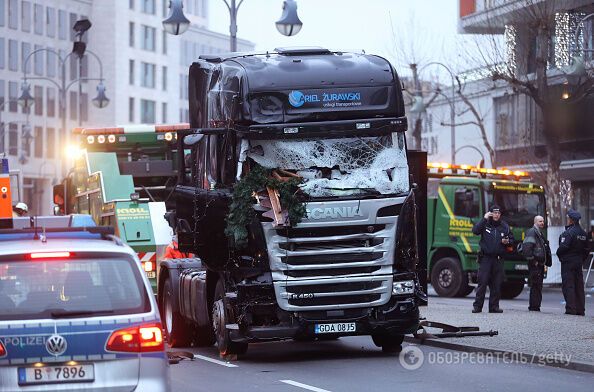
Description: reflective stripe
xmin=137 ymin=252 xmax=156 ymax=262
xmin=438 ymin=186 xmax=472 ymax=253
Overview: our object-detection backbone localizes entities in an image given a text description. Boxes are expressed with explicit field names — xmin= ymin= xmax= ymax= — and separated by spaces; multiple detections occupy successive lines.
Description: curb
xmin=404 ymin=336 xmax=594 ymax=374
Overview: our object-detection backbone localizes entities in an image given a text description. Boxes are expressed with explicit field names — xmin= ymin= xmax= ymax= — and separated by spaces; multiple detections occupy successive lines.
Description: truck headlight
xmin=393 ymin=280 xmax=415 ymax=295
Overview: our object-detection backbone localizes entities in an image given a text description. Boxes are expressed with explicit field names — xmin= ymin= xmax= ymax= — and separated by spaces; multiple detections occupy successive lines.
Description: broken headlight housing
xmin=394 ymin=190 xmax=418 ymax=272
xmin=392 ymin=280 xmax=415 ymax=295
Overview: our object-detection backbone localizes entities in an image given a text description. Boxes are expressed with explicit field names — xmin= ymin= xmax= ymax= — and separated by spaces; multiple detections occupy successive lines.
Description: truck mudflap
xmin=228 ymin=295 xmax=420 ymax=343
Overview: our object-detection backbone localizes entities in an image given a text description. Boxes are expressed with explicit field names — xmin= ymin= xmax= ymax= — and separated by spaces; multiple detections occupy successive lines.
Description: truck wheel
xmin=431 ymin=257 xmax=466 ymax=297
xmin=371 ymin=333 xmax=404 ymax=353
xmin=457 ymin=285 xmax=474 ymax=297
xmin=163 ymin=278 xmax=191 ymax=348
xmin=212 ymin=280 xmax=248 ymax=357
xmin=501 ymin=281 xmax=524 ymax=299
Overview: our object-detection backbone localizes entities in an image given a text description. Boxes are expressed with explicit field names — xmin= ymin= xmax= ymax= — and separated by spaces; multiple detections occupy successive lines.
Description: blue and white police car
xmin=0 ymin=216 xmax=171 ymax=391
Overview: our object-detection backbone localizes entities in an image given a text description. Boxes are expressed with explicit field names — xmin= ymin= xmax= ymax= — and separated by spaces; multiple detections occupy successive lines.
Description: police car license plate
xmin=146 ymin=271 xmax=156 ymax=279
xmin=314 ymin=322 xmax=356 ymax=334
xmin=18 ymin=364 xmax=94 ymax=385
xmin=514 ymin=264 xmax=529 ymax=271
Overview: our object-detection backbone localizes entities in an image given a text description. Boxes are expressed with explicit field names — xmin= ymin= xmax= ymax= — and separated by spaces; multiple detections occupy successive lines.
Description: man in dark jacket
xmin=472 ymin=205 xmax=514 ymax=313
xmin=522 ymin=215 xmax=551 ymax=311
xmin=557 ymin=210 xmax=589 ymax=316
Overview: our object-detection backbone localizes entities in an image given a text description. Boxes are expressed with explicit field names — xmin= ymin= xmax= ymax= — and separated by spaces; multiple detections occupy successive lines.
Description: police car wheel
xmin=212 ymin=279 xmax=248 ymax=357
xmin=431 ymin=257 xmax=466 ymax=297
xmin=163 ymin=278 xmax=192 ymax=348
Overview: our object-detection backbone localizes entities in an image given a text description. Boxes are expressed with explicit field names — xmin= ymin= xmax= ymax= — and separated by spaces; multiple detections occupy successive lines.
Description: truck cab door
xmin=451 ymin=186 xmax=481 ymax=253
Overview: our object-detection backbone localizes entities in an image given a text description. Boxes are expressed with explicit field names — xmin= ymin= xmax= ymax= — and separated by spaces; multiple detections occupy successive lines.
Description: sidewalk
xmin=409 ymin=301 xmax=594 ymax=372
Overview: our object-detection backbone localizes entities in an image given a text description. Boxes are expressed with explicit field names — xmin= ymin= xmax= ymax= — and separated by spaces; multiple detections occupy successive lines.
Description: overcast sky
xmin=207 ymin=0 xmax=460 ymax=77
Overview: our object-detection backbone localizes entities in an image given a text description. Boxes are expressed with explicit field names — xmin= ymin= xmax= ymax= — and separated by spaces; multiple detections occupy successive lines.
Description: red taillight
xmin=30 ymin=252 xmax=71 ymax=259
xmin=0 ymin=340 xmax=6 ymax=357
xmin=106 ymin=323 xmax=164 ymax=353
xmin=143 ymin=261 xmax=154 ymax=272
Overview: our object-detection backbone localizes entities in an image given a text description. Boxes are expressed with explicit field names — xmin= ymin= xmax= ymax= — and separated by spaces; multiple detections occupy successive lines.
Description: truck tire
xmin=458 ymin=285 xmax=474 ymax=297
xmin=163 ymin=278 xmax=192 ymax=348
xmin=501 ymin=281 xmax=524 ymax=299
xmin=431 ymin=257 xmax=467 ymax=297
xmin=371 ymin=333 xmax=404 ymax=353
xmin=212 ymin=280 xmax=248 ymax=357
xmin=192 ymin=323 xmax=216 ymax=347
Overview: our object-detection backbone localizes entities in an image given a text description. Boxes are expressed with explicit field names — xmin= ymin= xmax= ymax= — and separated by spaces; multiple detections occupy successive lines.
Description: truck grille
xmin=262 ymin=198 xmax=404 ymax=311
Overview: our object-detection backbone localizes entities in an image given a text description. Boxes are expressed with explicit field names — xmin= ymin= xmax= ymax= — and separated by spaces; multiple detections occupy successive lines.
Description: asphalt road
xmin=428 ymin=284 xmax=594 ymax=315
xmin=169 ymin=336 xmax=592 ymax=392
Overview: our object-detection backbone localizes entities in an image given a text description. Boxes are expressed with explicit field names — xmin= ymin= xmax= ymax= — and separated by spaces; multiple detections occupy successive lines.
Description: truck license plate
xmin=314 ymin=322 xmax=356 ymax=334
xmin=18 ymin=364 xmax=94 ymax=385
xmin=514 ymin=264 xmax=528 ymax=271
xmin=146 ymin=271 xmax=156 ymax=279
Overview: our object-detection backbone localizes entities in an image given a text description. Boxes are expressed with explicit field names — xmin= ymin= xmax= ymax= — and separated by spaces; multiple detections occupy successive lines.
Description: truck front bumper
xmin=229 ymin=295 xmax=419 ymax=342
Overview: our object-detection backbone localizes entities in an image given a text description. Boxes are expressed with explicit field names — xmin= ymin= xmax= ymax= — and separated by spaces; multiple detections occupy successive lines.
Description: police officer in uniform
xmin=522 ymin=215 xmax=551 ymax=311
xmin=557 ymin=210 xmax=589 ymax=316
xmin=472 ymin=205 xmax=514 ymax=313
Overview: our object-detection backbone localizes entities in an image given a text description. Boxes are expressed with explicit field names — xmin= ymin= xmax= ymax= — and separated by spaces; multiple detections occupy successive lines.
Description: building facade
xmin=413 ymin=0 xmax=594 ymax=226
xmin=0 ymin=0 xmax=254 ymax=215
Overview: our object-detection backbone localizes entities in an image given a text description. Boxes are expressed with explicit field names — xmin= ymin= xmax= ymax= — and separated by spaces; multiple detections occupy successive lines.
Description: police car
xmin=0 ymin=216 xmax=170 ymax=391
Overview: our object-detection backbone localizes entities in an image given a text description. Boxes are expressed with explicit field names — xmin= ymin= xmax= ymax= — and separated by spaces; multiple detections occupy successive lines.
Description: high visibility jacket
xmin=164 ymin=241 xmax=194 ymax=259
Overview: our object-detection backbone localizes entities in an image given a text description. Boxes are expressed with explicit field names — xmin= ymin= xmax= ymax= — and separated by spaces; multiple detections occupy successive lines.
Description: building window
xmin=129 ymin=59 xmax=135 ymax=85
xmin=69 ymin=55 xmax=76 ymax=81
xmin=21 ymin=42 xmax=31 ymax=73
xmin=47 ymin=87 xmax=55 ymax=117
xmin=34 ymin=4 xmax=42 ymax=35
xmin=162 ymin=30 xmax=167 ymax=54
xmin=162 ymin=102 xmax=167 ymax=123
xmin=21 ymin=1 xmax=30 ymax=32
xmin=140 ymin=99 xmax=156 ymax=123
xmin=46 ymin=7 xmax=55 ymax=38
xmin=0 ymin=38 xmax=4 ymax=69
xmin=0 ymin=80 xmax=4 ymax=110
xmin=34 ymin=126 xmax=43 ymax=158
xmin=46 ymin=50 xmax=56 ymax=77
xmin=141 ymin=25 xmax=156 ymax=51
xmin=141 ymin=62 xmax=156 ymax=88
xmin=81 ymin=92 xmax=88 ymax=122
xmin=58 ymin=10 xmax=67 ymax=40
xmin=69 ymin=13 xmax=77 ymax=41
xmin=129 ymin=0 xmax=134 ymax=10
xmin=8 ymin=81 xmax=18 ymax=112
xmin=8 ymin=40 xmax=17 ymax=71
xmin=46 ymin=127 xmax=55 ymax=159
xmin=34 ymin=44 xmax=43 ymax=75
xmin=8 ymin=0 xmax=17 ymax=29
xmin=8 ymin=123 xmax=18 ymax=156
xmin=141 ymin=0 xmax=156 ymax=14
xmin=129 ymin=97 xmax=135 ymax=122
xmin=129 ymin=22 xmax=135 ymax=47
xmin=0 ymin=0 xmax=5 ymax=27
xmin=34 ymin=86 xmax=43 ymax=116
xmin=162 ymin=66 xmax=167 ymax=91
xmin=70 ymin=91 xmax=78 ymax=121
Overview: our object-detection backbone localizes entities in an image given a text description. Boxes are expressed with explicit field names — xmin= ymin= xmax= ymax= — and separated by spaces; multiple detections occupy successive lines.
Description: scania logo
xmin=288 ymin=90 xmax=305 ymax=108
xmin=306 ymin=207 xmax=364 ymax=220
xmin=45 ymin=334 xmax=67 ymax=356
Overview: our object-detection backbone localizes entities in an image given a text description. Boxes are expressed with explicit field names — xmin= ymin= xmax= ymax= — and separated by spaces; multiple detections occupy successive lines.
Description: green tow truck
xmin=53 ymin=123 xmax=187 ymax=293
xmin=427 ymin=162 xmax=546 ymax=299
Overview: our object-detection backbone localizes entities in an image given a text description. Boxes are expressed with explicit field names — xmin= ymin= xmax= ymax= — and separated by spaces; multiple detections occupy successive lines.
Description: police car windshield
xmin=488 ymin=191 xmax=546 ymax=228
xmin=0 ymin=257 xmax=150 ymax=321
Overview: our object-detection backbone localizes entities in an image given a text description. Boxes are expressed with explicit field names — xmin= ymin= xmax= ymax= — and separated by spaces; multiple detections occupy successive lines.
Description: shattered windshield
xmin=247 ymin=132 xmax=409 ymax=197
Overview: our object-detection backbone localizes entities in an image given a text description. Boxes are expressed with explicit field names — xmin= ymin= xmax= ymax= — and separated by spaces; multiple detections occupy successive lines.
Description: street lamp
xmin=162 ymin=0 xmax=191 ymax=35
xmin=410 ymin=62 xmax=457 ymax=164
xmin=163 ymin=0 xmax=302 ymax=52
xmin=92 ymin=82 xmax=110 ymax=109
xmin=275 ymin=0 xmax=303 ymax=37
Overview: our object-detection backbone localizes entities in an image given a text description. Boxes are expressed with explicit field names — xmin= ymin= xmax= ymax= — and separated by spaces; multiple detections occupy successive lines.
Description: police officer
xmin=472 ymin=205 xmax=514 ymax=313
xmin=522 ymin=215 xmax=551 ymax=311
xmin=557 ymin=210 xmax=589 ymax=316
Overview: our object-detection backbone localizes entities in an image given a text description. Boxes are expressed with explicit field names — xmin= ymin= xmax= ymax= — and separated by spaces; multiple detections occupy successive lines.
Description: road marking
xmin=280 ymin=380 xmax=332 ymax=392
xmin=193 ymin=354 xmax=238 ymax=368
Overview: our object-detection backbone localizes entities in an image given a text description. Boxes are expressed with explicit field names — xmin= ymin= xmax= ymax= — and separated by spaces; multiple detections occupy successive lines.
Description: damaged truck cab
xmin=158 ymin=47 xmax=426 ymax=356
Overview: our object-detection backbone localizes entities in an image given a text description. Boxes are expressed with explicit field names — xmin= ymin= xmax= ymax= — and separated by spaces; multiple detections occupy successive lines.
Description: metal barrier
xmin=585 ymin=252 xmax=594 ymax=288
